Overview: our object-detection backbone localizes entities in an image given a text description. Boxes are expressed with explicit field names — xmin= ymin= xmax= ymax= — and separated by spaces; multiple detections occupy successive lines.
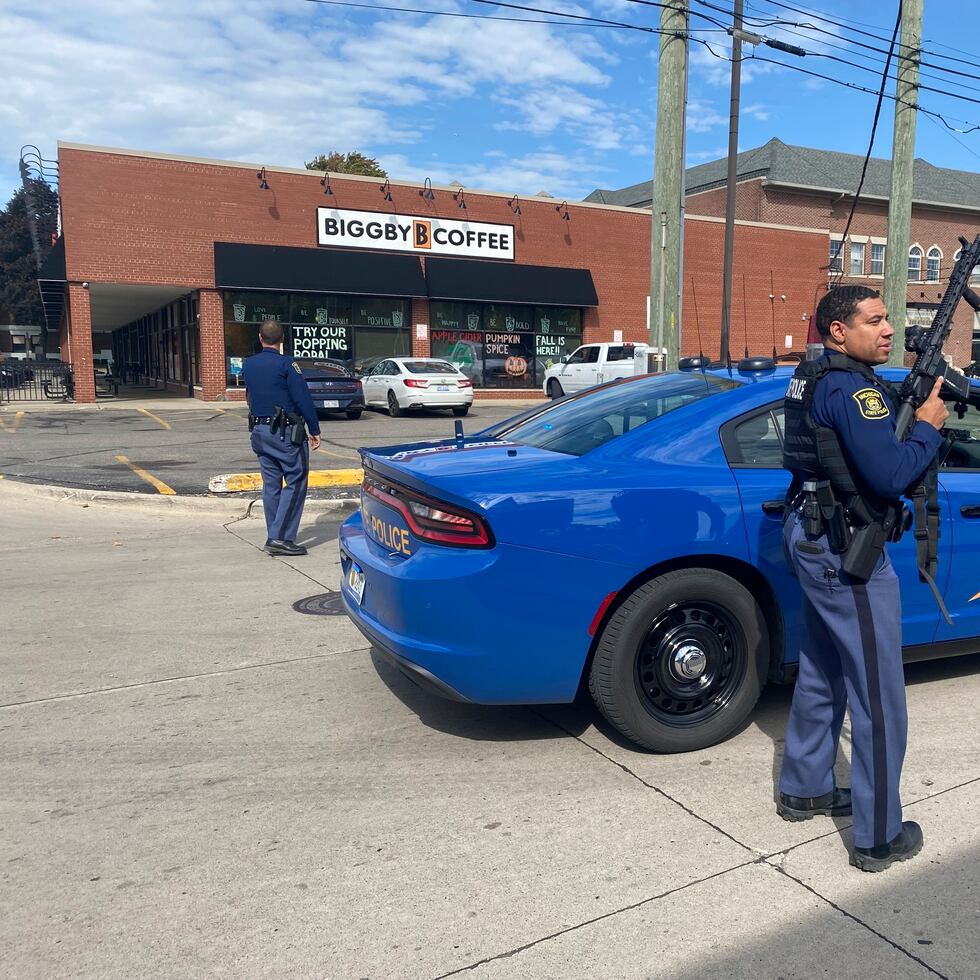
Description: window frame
xmin=926 ymin=246 xmax=942 ymax=282
xmin=719 ymin=403 xmax=786 ymax=469
xmin=908 ymin=245 xmax=923 ymax=281
xmin=870 ymin=242 xmax=885 ymax=277
xmin=850 ymin=241 xmax=866 ymax=276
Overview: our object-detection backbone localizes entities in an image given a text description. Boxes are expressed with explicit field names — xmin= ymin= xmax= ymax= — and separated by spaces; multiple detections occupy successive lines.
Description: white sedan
xmin=361 ymin=357 xmax=474 ymax=417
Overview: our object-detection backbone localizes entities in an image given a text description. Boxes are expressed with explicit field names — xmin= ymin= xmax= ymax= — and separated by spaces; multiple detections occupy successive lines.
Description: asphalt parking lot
xmin=3 ymin=480 xmax=980 ymax=979
xmin=0 ymin=396 xmax=530 ymax=495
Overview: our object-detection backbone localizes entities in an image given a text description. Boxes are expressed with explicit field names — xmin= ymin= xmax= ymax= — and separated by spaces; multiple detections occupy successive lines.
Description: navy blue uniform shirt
xmin=811 ymin=355 xmax=942 ymax=498
xmin=241 ymin=348 xmax=321 ymax=436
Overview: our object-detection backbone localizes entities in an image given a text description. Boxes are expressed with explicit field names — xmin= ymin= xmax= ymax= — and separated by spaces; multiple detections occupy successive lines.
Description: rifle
xmin=891 ymin=234 xmax=980 ymax=624
xmin=894 ymin=234 xmax=980 ymax=437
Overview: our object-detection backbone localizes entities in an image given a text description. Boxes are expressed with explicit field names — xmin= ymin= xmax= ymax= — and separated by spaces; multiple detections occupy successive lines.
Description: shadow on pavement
xmin=371 ymin=651 xmax=594 ymax=743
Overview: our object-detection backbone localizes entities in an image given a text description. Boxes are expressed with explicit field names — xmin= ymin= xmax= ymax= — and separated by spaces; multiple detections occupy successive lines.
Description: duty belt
xmin=249 ymin=415 xmax=275 ymax=426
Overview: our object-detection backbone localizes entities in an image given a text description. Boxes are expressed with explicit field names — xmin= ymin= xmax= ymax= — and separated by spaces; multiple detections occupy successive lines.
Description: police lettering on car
xmin=779 ymin=285 xmax=947 ymax=872
xmin=241 ymin=319 xmax=322 ymax=557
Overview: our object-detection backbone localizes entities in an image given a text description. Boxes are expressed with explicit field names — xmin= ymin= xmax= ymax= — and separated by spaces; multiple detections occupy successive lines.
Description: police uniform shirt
xmin=241 ymin=348 xmax=321 ymax=436
xmin=811 ymin=359 xmax=942 ymax=499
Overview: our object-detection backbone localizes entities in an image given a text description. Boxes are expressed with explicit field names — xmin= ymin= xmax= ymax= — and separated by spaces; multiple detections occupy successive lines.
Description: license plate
xmin=319 ymin=399 xmax=340 ymax=408
xmin=436 ymin=385 xmax=450 ymax=392
xmin=345 ymin=560 xmax=365 ymax=604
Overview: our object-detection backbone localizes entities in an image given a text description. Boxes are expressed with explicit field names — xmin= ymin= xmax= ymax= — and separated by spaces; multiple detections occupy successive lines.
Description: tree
xmin=304 ymin=152 xmax=387 ymax=178
xmin=0 ymin=179 xmax=59 ymax=328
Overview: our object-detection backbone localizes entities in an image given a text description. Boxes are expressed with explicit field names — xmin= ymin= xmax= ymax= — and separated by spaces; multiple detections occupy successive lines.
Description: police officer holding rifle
xmin=242 ymin=319 xmax=321 ymax=556
xmin=777 ymin=235 xmax=980 ymax=871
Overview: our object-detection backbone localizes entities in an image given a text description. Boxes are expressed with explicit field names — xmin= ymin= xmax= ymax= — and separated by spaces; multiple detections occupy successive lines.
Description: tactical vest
xmin=782 ymin=352 xmax=899 ymax=526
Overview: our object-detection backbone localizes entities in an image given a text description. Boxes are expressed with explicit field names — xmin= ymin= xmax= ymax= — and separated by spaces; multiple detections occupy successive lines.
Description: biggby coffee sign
xmin=317 ymin=207 xmax=514 ymax=261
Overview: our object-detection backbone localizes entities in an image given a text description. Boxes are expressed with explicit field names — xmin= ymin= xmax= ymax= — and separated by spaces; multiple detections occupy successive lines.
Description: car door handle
xmin=960 ymin=504 xmax=980 ymax=518
xmin=761 ymin=499 xmax=785 ymax=517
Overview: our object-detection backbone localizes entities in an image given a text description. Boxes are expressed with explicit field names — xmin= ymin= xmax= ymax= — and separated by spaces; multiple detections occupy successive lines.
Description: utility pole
xmin=720 ymin=0 xmax=744 ymax=366
xmin=885 ymin=0 xmax=922 ymax=365
xmin=649 ymin=0 xmax=688 ymax=369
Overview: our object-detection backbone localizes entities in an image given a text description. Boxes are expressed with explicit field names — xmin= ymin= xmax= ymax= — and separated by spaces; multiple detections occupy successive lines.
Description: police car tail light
xmin=363 ymin=475 xmax=492 ymax=548
xmin=403 ymin=378 xmax=429 ymax=388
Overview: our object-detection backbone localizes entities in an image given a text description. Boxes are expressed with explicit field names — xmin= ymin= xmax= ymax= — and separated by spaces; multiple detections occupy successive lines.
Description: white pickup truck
xmin=542 ymin=341 xmax=652 ymax=398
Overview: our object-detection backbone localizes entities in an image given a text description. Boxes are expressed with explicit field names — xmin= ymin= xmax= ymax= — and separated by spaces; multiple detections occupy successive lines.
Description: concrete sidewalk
xmin=2 ymin=490 xmax=979 ymax=978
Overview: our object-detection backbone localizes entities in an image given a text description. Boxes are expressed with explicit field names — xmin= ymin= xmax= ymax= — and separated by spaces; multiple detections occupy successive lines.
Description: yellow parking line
xmin=115 ymin=455 xmax=177 ymax=495
xmin=137 ymin=408 xmax=172 ymax=430
xmin=209 ymin=469 xmax=364 ymax=493
xmin=0 ymin=411 xmax=24 ymax=433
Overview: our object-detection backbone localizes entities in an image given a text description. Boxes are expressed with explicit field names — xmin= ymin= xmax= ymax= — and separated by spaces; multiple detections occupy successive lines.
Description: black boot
xmin=777 ymin=788 xmax=852 ymax=821
xmin=851 ymin=821 xmax=923 ymax=872
xmin=265 ymin=539 xmax=308 ymax=556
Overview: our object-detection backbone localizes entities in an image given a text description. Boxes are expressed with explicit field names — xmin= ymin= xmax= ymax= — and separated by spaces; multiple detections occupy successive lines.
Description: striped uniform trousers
xmin=779 ymin=509 xmax=907 ymax=848
xmin=250 ymin=424 xmax=310 ymax=544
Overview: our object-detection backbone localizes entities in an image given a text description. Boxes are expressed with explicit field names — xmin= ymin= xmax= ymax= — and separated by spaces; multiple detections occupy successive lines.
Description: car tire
xmin=548 ymin=379 xmax=564 ymax=399
xmin=589 ymin=569 xmax=769 ymax=753
xmin=346 ymin=409 xmax=362 ymax=420
xmin=452 ymin=406 xmax=470 ymax=417
xmin=387 ymin=390 xmax=403 ymax=418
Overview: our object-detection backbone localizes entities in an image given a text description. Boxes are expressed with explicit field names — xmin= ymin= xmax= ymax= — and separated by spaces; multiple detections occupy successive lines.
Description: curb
xmin=209 ymin=468 xmax=364 ymax=494
xmin=0 ymin=477 xmax=359 ymax=517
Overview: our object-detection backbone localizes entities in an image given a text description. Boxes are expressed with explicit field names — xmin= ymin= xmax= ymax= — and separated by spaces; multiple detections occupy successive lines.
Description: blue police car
xmin=339 ymin=363 xmax=980 ymax=752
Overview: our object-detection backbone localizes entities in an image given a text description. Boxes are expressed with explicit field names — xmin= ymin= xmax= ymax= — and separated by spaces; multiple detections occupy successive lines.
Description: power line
xmin=829 ymin=1 xmax=901 ymax=287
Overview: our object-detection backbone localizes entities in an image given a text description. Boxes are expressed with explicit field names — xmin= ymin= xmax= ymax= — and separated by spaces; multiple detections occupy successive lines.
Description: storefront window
xmin=485 ymin=304 xmax=533 ymax=333
xmin=222 ymin=291 xmax=289 ymax=324
xmin=289 ymin=294 xmax=352 ymax=325
xmin=353 ymin=297 xmax=409 ymax=328
xmin=290 ymin=323 xmax=351 ymax=361
xmin=221 ymin=290 xmax=411 ymax=384
xmin=431 ymin=330 xmax=486 ymax=388
xmin=431 ymin=304 xmax=584 ymax=389
xmin=431 ymin=302 xmax=483 ymax=332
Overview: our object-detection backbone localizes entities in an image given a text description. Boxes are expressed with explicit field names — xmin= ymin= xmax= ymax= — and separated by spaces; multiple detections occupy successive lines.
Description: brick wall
xmin=66 ymin=285 xmax=96 ymax=403
xmin=57 ymin=146 xmax=845 ymax=388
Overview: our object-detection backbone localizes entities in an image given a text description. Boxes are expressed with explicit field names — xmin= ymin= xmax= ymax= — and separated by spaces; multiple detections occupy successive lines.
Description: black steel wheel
xmin=589 ymin=569 xmax=769 ymax=752
xmin=346 ymin=409 xmax=363 ymax=420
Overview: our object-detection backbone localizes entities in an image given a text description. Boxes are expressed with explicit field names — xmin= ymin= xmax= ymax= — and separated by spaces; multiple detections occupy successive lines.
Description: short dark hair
xmin=815 ymin=285 xmax=881 ymax=339
xmin=259 ymin=319 xmax=284 ymax=345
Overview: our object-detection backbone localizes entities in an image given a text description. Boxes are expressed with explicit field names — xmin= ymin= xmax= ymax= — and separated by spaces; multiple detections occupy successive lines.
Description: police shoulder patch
xmin=292 ymin=361 xmax=303 ymax=374
xmin=852 ymin=387 xmax=890 ymax=420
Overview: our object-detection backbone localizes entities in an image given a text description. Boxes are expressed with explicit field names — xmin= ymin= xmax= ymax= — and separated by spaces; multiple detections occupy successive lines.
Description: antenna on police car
xmin=454 ymin=418 xmax=465 ymax=447
xmin=740 ymin=274 xmax=750 ymax=360
xmin=769 ymin=271 xmax=779 ymax=360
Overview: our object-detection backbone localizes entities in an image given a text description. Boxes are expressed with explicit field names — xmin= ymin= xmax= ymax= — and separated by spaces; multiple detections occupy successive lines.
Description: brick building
xmin=45 ymin=142 xmax=835 ymax=404
xmin=588 ymin=137 xmax=980 ymax=367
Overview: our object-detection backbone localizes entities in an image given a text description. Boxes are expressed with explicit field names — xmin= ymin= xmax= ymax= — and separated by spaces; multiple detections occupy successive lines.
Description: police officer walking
xmin=242 ymin=320 xmax=321 ymax=556
xmin=778 ymin=285 xmax=948 ymax=871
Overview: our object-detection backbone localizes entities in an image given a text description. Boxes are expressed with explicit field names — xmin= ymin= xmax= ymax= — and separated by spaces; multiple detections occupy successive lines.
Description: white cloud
xmin=0 ymin=0 xmax=626 ymax=203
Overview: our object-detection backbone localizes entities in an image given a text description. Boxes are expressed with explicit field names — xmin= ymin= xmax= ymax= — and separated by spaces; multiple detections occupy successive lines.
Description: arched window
xmin=927 ymin=247 xmax=942 ymax=281
xmin=908 ymin=245 xmax=923 ymax=281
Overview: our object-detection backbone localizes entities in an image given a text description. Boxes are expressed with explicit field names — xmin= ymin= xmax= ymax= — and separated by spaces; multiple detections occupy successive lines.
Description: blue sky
xmin=4 ymin=0 xmax=980 ymax=207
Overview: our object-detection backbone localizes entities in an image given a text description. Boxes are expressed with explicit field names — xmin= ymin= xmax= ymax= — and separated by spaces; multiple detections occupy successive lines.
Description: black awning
xmin=425 ymin=257 xmax=598 ymax=307
xmin=213 ymin=242 xmax=426 ymax=297
xmin=37 ymin=236 xmax=66 ymax=333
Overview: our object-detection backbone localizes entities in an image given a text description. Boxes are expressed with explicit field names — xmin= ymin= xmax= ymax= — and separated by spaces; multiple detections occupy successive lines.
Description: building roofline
xmin=55 ymin=142 xmax=646 ymax=218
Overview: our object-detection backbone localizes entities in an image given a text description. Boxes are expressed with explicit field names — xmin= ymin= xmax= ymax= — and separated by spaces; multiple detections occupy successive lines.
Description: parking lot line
xmin=0 ymin=411 xmax=24 ymax=433
xmin=137 ymin=408 xmax=172 ymax=430
xmin=209 ymin=469 xmax=363 ymax=493
xmin=115 ymin=455 xmax=177 ymax=495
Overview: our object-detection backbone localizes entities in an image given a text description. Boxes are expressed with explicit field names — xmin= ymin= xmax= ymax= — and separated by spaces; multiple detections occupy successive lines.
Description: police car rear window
xmin=488 ymin=373 xmax=739 ymax=456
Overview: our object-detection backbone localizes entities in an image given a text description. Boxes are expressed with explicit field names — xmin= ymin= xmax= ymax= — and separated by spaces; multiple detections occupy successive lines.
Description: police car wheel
xmin=589 ymin=569 xmax=769 ymax=753
xmin=548 ymin=379 xmax=564 ymax=399
xmin=387 ymin=390 xmax=403 ymax=417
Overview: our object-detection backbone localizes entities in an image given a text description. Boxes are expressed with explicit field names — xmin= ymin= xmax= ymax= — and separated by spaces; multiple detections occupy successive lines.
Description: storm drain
xmin=292 ymin=592 xmax=347 ymax=616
